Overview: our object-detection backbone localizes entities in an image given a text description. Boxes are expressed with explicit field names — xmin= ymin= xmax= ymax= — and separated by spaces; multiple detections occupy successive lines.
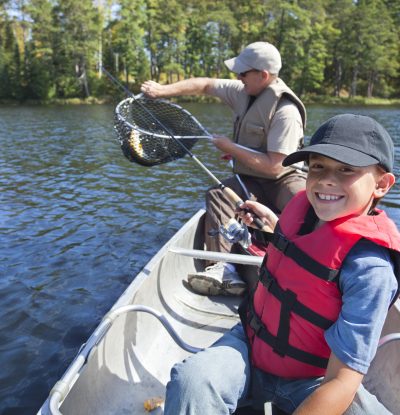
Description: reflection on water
xmin=0 ymin=103 xmax=400 ymax=414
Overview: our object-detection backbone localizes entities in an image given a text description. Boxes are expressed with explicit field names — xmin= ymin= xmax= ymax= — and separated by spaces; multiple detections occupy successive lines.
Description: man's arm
xmin=212 ymin=99 xmax=303 ymax=178
xmin=294 ymin=353 xmax=363 ymax=415
xmin=212 ymin=135 xmax=287 ymax=177
xmin=141 ymin=78 xmax=216 ymax=98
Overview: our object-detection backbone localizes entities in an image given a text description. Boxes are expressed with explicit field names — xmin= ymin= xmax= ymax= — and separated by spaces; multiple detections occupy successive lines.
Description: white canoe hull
xmin=38 ymin=209 xmax=400 ymax=414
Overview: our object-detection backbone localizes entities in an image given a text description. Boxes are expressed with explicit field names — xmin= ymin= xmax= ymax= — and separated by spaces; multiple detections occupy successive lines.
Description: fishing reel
xmin=209 ymin=217 xmax=252 ymax=249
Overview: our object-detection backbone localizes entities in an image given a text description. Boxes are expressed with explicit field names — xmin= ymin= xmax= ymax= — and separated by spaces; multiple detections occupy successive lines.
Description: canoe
xmin=38 ymin=209 xmax=400 ymax=415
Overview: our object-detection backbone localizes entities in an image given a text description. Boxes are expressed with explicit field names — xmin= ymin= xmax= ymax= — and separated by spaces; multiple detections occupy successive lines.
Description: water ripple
xmin=0 ymin=103 xmax=399 ymax=414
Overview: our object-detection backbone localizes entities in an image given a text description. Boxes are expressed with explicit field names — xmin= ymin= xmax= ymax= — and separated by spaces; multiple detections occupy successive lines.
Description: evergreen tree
xmin=1 ymin=18 xmax=23 ymax=99
xmin=339 ymin=0 xmax=398 ymax=98
xmin=144 ymin=0 xmax=187 ymax=82
xmin=0 ymin=0 xmax=399 ymax=100
xmin=25 ymin=0 xmax=55 ymax=99
xmin=259 ymin=0 xmax=327 ymax=96
xmin=52 ymin=0 xmax=100 ymax=98
xmin=110 ymin=0 xmax=147 ymax=87
xmin=324 ymin=0 xmax=353 ymax=97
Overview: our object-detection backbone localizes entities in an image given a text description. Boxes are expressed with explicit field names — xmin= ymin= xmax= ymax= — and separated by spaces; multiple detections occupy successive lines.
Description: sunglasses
xmin=239 ymin=69 xmax=259 ymax=77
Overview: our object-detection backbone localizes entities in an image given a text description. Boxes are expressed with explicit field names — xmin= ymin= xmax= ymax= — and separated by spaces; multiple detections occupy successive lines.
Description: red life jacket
xmin=242 ymin=191 xmax=400 ymax=379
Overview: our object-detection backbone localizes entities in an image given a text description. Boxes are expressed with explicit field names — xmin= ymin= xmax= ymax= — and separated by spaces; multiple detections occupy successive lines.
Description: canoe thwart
xmin=170 ymin=247 xmax=263 ymax=266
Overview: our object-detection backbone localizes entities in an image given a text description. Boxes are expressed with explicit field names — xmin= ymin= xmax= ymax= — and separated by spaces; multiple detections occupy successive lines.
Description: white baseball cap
xmin=224 ymin=42 xmax=282 ymax=75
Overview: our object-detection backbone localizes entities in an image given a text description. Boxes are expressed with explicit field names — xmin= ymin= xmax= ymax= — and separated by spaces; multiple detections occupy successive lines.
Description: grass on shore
xmin=303 ymin=95 xmax=400 ymax=106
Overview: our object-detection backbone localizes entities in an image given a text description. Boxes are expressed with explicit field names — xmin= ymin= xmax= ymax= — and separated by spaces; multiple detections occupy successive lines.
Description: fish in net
xmin=114 ymin=97 xmax=211 ymax=166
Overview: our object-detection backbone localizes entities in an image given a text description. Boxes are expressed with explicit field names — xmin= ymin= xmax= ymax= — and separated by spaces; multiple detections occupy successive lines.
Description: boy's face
xmin=306 ymin=154 xmax=393 ymax=224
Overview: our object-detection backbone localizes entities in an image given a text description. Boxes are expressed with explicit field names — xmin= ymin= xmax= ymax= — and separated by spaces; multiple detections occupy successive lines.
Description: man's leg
xmin=268 ymin=172 xmax=306 ymax=213
xmin=164 ymin=324 xmax=251 ymax=415
xmin=189 ymin=176 xmax=267 ymax=296
xmin=204 ymin=176 xmax=250 ymax=254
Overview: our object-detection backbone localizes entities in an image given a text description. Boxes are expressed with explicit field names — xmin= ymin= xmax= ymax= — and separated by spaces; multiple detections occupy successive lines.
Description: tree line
xmin=0 ymin=0 xmax=399 ymax=102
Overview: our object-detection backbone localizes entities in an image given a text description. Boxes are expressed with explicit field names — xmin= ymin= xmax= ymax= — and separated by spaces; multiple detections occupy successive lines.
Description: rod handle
xmin=221 ymin=186 xmax=265 ymax=230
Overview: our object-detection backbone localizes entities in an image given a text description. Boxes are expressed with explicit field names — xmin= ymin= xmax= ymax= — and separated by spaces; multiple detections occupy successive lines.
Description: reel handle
xmin=221 ymin=186 xmax=265 ymax=230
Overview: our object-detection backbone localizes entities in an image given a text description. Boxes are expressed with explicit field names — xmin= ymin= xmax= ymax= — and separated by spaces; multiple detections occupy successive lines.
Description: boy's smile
xmin=306 ymin=154 xmax=389 ymax=225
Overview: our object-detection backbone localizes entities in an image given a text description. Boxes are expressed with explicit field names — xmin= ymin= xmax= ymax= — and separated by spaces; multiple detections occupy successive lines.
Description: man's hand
xmin=211 ymin=135 xmax=234 ymax=153
xmin=212 ymin=136 xmax=287 ymax=178
xmin=141 ymin=80 xmax=164 ymax=98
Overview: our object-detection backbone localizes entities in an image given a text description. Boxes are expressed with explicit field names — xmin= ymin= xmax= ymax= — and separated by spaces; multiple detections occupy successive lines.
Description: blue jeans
xmin=164 ymin=324 xmax=392 ymax=415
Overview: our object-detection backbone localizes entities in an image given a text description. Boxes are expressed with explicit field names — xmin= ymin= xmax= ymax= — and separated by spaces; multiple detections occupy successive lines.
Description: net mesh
xmin=114 ymin=97 xmax=210 ymax=166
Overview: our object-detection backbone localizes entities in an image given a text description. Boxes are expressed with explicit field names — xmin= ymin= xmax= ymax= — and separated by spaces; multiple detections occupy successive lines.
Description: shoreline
xmin=1 ymin=95 xmax=400 ymax=107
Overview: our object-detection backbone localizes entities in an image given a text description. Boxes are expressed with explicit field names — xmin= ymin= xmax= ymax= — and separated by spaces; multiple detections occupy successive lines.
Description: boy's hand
xmin=237 ymin=200 xmax=278 ymax=233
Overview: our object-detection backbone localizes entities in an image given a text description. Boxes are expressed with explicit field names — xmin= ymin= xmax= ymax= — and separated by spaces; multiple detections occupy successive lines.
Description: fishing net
xmin=114 ymin=96 xmax=211 ymax=166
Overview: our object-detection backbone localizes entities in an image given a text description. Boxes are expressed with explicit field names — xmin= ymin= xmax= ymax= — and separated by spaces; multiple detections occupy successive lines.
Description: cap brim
xmin=224 ymin=57 xmax=253 ymax=74
xmin=282 ymin=144 xmax=380 ymax=167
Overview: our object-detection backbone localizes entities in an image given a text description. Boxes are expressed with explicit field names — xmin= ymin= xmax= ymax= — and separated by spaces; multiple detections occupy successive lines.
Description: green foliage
xmin=0 ymin=20 xmax=24 ymax=99
xmin=0 ymin=0 xmax=399 ymax=100
xmin=24 ymin=0 xmax=56 ymax=99
xmin=51 ymin=0 xmax=100 ymax=97
xmin=110 ymin=0 xmax=146 ymax=82
xmin=26 ymin=52 xmax=55 ymax=100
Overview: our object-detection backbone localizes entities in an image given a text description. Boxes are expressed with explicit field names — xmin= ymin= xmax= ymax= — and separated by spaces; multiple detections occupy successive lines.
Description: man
xmin=141 ymin=41 xmax=306 ymax=296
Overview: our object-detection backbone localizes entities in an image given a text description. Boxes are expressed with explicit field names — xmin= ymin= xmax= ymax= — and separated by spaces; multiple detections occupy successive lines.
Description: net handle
xmin=103 ymin=67 xmax=264 ymax=229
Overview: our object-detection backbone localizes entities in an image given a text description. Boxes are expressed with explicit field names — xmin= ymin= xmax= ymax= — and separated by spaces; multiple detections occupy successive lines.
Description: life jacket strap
xmin=259 ymin=268 xmax=334 ymax=330
xmin=274 ymin=288 xmax=297 ymax=356
xmin=273 ymin=224 xmax=339 ymax=282
xmin=247 ymin=300 xmax=329 ymax=369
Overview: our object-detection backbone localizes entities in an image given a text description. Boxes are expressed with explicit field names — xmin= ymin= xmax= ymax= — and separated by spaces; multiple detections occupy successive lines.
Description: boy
xmin=164 ymin=114 xmax=400 ymax=415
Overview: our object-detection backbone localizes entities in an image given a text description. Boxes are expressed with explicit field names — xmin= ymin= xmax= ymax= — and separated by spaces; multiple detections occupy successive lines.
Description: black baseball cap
xmin=283 ymin=114 xmax=394 ymax=172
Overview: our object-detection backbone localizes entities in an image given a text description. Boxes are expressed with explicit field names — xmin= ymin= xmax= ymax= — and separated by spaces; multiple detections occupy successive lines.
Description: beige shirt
xmin=211 ymin=79 xmax=305 ymax=179
xmin=212 ymin=79 xmax=303 ymax=155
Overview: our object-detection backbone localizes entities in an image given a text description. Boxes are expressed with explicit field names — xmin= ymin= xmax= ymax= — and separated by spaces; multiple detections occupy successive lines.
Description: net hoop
xmin=114 ymin=96 xmax=211 ymax=166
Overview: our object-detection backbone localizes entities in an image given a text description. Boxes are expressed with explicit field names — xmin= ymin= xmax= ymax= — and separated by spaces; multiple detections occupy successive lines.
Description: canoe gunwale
xmin=39 ymin=209 xmax=207 ymax=415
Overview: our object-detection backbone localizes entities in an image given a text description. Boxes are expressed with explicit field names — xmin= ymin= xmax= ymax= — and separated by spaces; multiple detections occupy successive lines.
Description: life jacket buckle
xmin=249 ymin=312 xmax=263 ymax=336
xmin=274 ymin=232 xmax=290 ymax=253
xmin=259 ymin=267 xmax=274 ymax=291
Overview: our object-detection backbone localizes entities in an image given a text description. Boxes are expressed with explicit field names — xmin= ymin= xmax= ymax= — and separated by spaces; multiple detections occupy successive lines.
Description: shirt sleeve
xmin=324 ymin=239 xmax=398 ymax=374
xmin=267 ymin=98 xmax=304 ymax=155
xmin=211 ymin=79 xmax=246 ymax=110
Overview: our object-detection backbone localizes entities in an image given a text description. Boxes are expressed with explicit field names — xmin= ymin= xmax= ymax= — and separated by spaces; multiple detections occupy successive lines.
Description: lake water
xmin=1 ymin=102 xmax=400 ymax=414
